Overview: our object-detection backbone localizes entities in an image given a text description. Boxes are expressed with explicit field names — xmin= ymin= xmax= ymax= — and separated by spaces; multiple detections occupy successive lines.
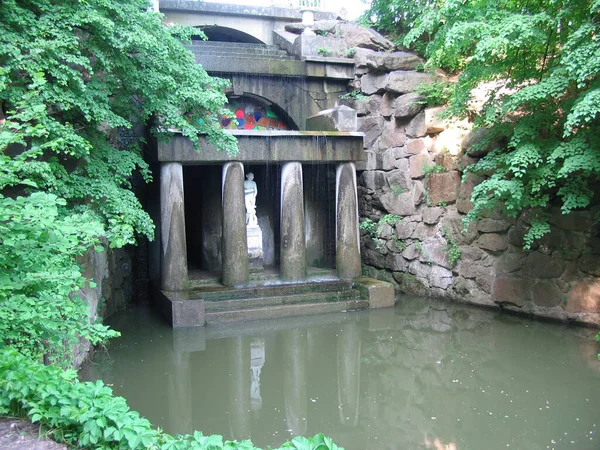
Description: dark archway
xmin=192 ymin=26 xmax=264 ymax=44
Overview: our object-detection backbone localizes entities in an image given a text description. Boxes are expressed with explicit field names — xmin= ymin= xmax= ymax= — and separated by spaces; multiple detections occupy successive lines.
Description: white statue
xmin=244 ymin=172 xmax=258 ymax=226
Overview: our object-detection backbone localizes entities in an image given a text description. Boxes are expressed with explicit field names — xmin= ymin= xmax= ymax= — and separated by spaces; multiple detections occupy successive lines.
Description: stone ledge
xmin=354 ymin=277 xmax=395 ymax=308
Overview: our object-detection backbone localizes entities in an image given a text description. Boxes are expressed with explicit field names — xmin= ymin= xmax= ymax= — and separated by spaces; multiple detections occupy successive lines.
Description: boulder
xmin=386 ymin=253 xmax=409 ymax=271
xmin=412 ymin=222 xmax=437 ymax=239
xmin=441 ymin=213 xmax=479 ymax=245
xmin=402 ymin=242 xmax=420 ymax=260
xmin=366 ymin=51 xmax=423 ymax=71
xmin=386 ymin=163 xmax=411 ymax=191
xmin=335 ymin=22 xmax=394 ymax=51
xmin=339 ymin=94 xmax=381 ymax=117
xmin=428 ymin=171 xmax=461 ymax=205
xmin=364 ymin=150 xmax=383 ymax=170
xmin=382 ymin=147 xmax=405 ymax=170
xmin=492 ymin=277 xmax=529 ymax=307
xmin=476 ymin=233 xmax=508 ymax=252
xmin=352 ymin=47 xmax=376 ymax=68
xmin=361 ymin=170 xmax=387 ymax=191
xmin=565 ymin=278 xmax=600 ymax=313
xmin=407 ymin=138 xmax=428 ymax=155
xmin=424 ymin=107 xmax=448 ymax=133
xmin=531 ymin=281 xmax=563 ymax=307
xmin=429 ymin=266 xmax=453 ymax=289
xmin=380 ymin=191 xmax=415 ymax=216
xmin=462 ymin=127 xmax=503 ymax=157
xmin=409 ymin=181 xmax=422 ymax=206
xmin=477 ymin=218 xmax=511 ymax=233
xmin=495 ymin=252 xmax=526 ymax=274
xmin=523 ymin=252 xmax=566 ymax=278
xmin=360 ymin=72 xmax=387 ymax=95
xmin=423 ymin=207 xmax=444 ymax=225
xmin=405 ymin=111 xmax=428 ymax=137
xmin=456 ymin=173 xmax=483 ymax=214
xmin=394 ymin=93 xmax=426 ymax=118
xmin=377 ymin=119 xmax=407 ymax=149
xmin=385 ymin=71 xmax=437 ymax=94
xmin=409 ymin=153 xmax=433 ymax=179
xmin=380 ymin=92 xmax=396 ymax=118
xmin=358 ymin=116 xmax=384 ymax=148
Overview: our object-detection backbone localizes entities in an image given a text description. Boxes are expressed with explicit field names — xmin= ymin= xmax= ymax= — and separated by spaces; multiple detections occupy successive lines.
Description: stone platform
xmin=153 ymin=268 xmax=395 ymax=327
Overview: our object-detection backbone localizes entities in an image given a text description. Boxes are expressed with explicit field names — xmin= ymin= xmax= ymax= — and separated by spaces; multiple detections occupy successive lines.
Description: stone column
xmin=222 ymin=162 xmax=249 ymax=287
xmin=336 ymin=162 xmax=361 ymax=279
xmin=280 ymin=162 xmax=306 ymax=280
xmin=160 ymin=162 xmax=188 ymax=291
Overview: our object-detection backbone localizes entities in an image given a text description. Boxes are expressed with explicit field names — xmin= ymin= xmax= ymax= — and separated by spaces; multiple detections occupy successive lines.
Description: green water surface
xmin=81 ymin=297 xmax=600 ymax=450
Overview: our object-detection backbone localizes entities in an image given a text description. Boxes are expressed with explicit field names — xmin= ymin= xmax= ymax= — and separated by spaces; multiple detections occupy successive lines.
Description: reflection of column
xmin=222 ymin=162 xmax=249 ymax=286
xmin=337 ymin=322 xmax=361 ymax=427
xmin=281 ymin=162 xmax=306 ymax=280
xmin=250 ymin=338 xmax=265 ymax=412
xmin=228 ymin=337 xmax=251 ymax=441
xmin=161 ymin=162 xmax=188 ymax=290
xmin=336 ymin=162 xmax=361 ymax=279
xmin=166 ymin=351 xmax=192 ymax=435
xmin=282 ymin=329 xmax=307 ymax=436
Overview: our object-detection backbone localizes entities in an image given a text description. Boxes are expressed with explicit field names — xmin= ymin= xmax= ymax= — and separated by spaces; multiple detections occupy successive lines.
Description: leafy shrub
xmin=317 ymin=47 xmax=330 ymax=56
xmin=415 ymin=81 xmax=453 ymax=107
xmin=0 ymin=348 xmax=344 ymax=450
xmin=0 ymin=193 xmax=118 ymax=367
xmin=339 ymin=90 xmax=367 ymax=101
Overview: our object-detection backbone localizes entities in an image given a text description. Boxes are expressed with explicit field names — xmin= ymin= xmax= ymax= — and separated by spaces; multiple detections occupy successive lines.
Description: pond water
xmin=81 ymin=297 xmax=600 ymax=450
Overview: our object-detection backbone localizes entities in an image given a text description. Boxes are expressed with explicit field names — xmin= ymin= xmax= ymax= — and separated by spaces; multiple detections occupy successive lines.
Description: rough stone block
xmin=457 ymin=173 xmax=483 ymax=214
xmin=462 ymin=127 xmax=501 ymax=157
xmin=428 ymin=266 xmax=453 ymax=289
xmin=366 ymin=51 xmax=423 ymax=71
xmin=361 ymin=72 xmax=387 ymax=95
xmin=523 ymin=252 xmax=566 ymax=278
xmin=307 ymin=105 xmax=358 ymax=132
xmin=409 ymin=153 xmax=433 ymax=179
xmin=385 ymin=71 xmax=436 ymax=94
xmin=441 ymin=213 xmax=479 ymax=245
xmin=394 ymin=93 xmax=426 ymax=118
xmin=396 ymin=221 xmax=417 ymax=240
xmin=386 ymin=253 xmax=409 ymax=271
xmin=380 ymin=192 xmax=415 ymax=216
xmin=492 ymin=277 xmax=529 ymax=307
xmin=434 ymin=152 xmax=459 ymax=171
xmin=423 ymin=207 xmax=444 ymax=225
xmin=386 ymin=163 xmax=411 ymax=191
xmin=428 ymin=171 xmax=461 ymax=205
xmin=532 ymin=281 xmax=563 ymax=307
xmin=495 ymin=252 xmax=526 ymax=274
xmin=476 ymin=233 xmax=508 ymax=252
xmin=406 ymin=111 xmax=427 ymax=138
xmin=362 ymin=170 xmax=387 ymax=191
xmin=412 ymin=180 xmax=425 ymax=206
xmin=579 ymin=255 xmax=600 ymax=276
xmin=340 ymin=94 xmax=381 ymax=117
xmin=412 ymin=222 xmax=437 ymax=239
xmin=424 ymin=107 xmax=448 ymax=133
xmin=365 ymin=151 xmax=384 ymax=170
xmin=355 ymin=277 xmax=395 ymax=309
xmin=377 ymin=119 xmax=407 ymax=149
xmin=382 ymin=147 xmax=406 ymax=170
xmin=477 ymin=218 xmax=511 ymax=233
xmin=408 ymin=260 xmax=432 ymax=278
xmin=407 ymin=138 xmax=428 ymax=155
xmin=566 ymin=278 xmax=600 ymax=313
xmin=358 ymin=116 xmax=384 ymax=148
xmin=420 ymin=238 xmax=452 ymax=268
xmin=380 ymin=91 xmax=396 ymax=118
xmin=549 ymin=209 xmax=594 ymax=232
xmin=402 ymin=242 xmax=420 ymax=260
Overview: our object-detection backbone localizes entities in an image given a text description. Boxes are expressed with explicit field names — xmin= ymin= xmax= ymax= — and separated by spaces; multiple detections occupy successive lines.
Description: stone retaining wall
xmin=344 ymin=46 xmax=600 ymax=326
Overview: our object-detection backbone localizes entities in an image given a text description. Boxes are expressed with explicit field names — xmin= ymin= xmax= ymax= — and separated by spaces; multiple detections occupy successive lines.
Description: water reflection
xmin=81 ymin=297 xmax=600 ymax=450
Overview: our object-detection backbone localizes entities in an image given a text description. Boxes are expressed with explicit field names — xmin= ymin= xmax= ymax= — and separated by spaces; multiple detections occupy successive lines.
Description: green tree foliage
xmin=0 ymin=0 xmax=237 ymax=364
xmin=367 ymin=0 xmax=600 ymax=246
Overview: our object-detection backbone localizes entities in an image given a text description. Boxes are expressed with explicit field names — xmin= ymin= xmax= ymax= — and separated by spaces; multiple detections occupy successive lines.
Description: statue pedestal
xmin=247 ymin=225 xmax=264 ymax=271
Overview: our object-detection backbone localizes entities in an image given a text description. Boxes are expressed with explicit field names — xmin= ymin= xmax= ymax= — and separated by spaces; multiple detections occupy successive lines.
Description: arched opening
xmin=192 ymin=26 xmax=264 ymax=44
xmin=220 ymin=94 xmax=299 ymax=131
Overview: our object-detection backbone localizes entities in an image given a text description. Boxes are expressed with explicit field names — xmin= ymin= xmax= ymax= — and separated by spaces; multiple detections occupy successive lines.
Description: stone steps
xmin=186 ymin=42 xmax=293 ymax=59
xmin=205 ymin=299 xmax=368 ymax=324
xmin=192 ymin=278 xmax=354 ymax=300
xmin=204 ymin=289 xmax=360 ymax=312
